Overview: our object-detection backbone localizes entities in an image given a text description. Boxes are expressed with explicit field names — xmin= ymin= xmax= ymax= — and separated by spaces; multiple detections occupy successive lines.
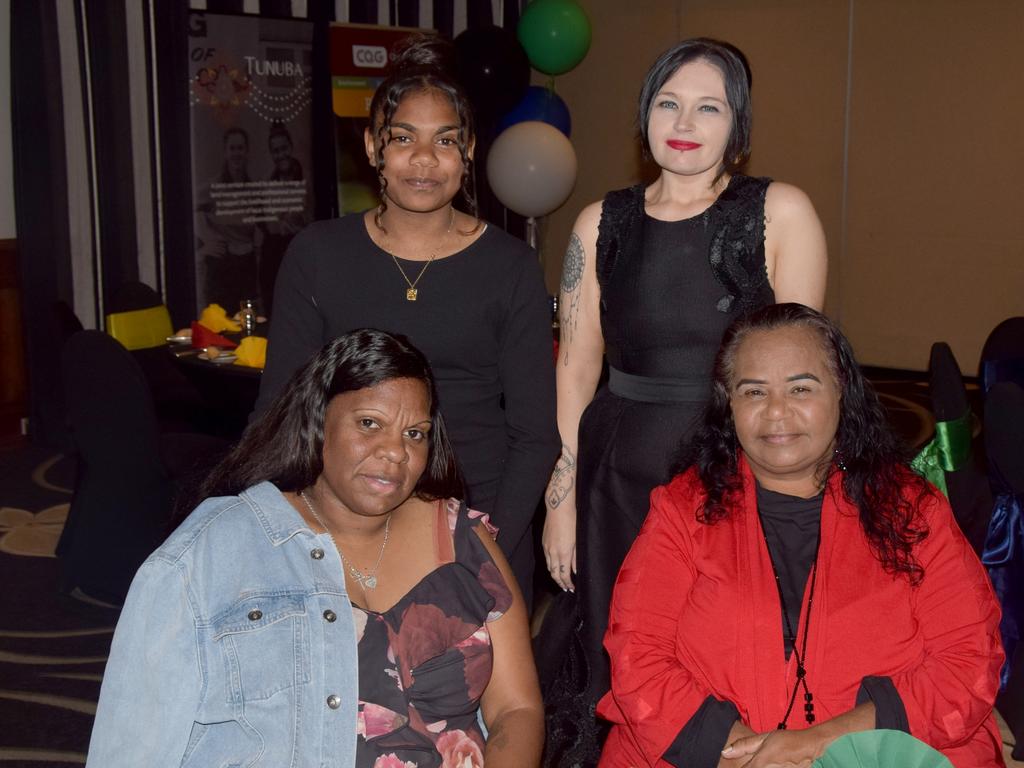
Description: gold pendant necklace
xmin=300 ymin=490 xmax=390 ymax=590
xmin=381 ymin=207 xmax=455 ymax=301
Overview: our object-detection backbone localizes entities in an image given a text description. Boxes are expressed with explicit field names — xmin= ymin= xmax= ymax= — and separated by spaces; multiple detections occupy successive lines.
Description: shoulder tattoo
xmin=560 ymin=233 xmax=584 ymax=294
xmin=558 ymin=233 xmax=587 ymax=365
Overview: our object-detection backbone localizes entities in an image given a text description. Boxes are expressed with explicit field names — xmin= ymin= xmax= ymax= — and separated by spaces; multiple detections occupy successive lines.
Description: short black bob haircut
xmin=637 ymin=38 xmax=753 ymax=182
xmin=685 ymin=303 xmax=931 ymax=584
xmin=196 ymin=328 xmax=464 ymax=505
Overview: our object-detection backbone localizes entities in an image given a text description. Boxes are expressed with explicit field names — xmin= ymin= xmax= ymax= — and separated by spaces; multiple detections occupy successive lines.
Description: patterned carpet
xmin=0 ymin=444 xmax=118 ymax=766
xmin=0 ymin=374 xmax=1019 ymax=766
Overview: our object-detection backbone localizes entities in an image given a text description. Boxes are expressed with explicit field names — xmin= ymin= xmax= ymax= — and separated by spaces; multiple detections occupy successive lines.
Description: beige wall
xmin=538 ymin=0 xmax=1024 ymax=372
xmin=842 ymin=0 xmax=1024 ymax=371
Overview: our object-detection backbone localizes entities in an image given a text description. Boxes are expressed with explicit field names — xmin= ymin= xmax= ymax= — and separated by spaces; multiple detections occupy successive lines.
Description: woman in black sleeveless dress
xmin=539 ymin=39 xmax=828 ymax=766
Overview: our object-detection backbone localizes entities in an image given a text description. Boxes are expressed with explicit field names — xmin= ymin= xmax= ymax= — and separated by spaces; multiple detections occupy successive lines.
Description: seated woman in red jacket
xmin=598 ymin=303 xmax=1005 ymax=768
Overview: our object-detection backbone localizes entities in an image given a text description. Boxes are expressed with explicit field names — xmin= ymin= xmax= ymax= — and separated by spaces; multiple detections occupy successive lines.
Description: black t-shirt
xmin=756 ymin=482 xmax=823 ymax=658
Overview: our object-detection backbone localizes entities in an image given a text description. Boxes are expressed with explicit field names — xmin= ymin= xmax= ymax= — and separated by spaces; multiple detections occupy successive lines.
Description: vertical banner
xmin=330 ymin=24 xmax=427 ymax=216
xmin=188 ymin=12 xmax=315 ymax=317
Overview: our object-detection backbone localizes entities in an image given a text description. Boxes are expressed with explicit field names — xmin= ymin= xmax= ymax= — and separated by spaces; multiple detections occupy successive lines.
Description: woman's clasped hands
xmin=720 ymin=727 xmax=821 ymax=768
xmin=719 ymin=702 xmax=875 ymax=767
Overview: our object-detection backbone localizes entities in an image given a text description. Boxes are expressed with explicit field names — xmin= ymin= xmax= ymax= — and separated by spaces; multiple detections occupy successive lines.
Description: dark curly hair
xmin=190 ymin=329 xmax=464 ymax=510
xmin=637 ymin=37 xmax=752 ymax=185
xmin=685 ymin=303 xmax=931 ymax=584
xmin=367 ymin=33 xmax=479 ymax=233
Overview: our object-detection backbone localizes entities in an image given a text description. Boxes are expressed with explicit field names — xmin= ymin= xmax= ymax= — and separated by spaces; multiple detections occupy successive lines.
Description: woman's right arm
xmin=86 ymin=559 xmax=202 ymax=767
xmin=602 ymin=481 xmax=728 ymax=764
xmin=542 ymin=202 xmax=605 ymax=591
xmin=253 ymin=234 xmax=325 ymax=416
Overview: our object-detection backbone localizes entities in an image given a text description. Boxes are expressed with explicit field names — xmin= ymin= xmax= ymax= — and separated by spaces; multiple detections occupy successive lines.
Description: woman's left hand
xmin=722 ymin=729 xmax=821 ymax=767
xmin=722 ymin=703 xmax=875 ymax=768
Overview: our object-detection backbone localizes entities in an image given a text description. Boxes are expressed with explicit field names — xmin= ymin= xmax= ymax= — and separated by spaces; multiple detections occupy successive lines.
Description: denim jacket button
xmin=326 ymin=694 xmax=341 ymax=709
xmin=311 ymin=548 xmax=325 ymax=560
xmin=323 ymin=609 xmax=337 ymax=623
xmin=247 ymin=609 xmax=263 ymax=621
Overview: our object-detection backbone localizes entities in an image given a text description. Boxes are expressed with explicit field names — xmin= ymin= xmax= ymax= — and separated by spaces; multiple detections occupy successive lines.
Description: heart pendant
xmin=363 ymin=575 xmax=378 ymax=589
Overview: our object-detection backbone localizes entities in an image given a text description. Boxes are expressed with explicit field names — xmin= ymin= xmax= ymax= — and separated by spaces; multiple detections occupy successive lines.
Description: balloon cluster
xmin=454 ymin=0 xmax=591 ymax=221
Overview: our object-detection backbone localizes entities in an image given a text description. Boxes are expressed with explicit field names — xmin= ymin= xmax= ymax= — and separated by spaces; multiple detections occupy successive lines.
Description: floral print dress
xmin=353 ymin=499 xmax=512 ymax=768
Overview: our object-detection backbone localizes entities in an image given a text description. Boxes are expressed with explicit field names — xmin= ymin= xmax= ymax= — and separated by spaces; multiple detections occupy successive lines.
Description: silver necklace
xmin=380 ymin=206 xmax=455 ymax=301
xmin=300 ymin=490 xmax=390 ymax=590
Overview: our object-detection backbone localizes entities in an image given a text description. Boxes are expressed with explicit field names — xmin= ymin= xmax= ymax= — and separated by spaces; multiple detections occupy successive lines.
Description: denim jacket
xmin=86 ymin=482 xmax=359 ymax=768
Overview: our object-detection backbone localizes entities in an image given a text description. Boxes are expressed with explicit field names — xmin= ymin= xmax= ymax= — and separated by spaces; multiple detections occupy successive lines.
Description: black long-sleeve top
xmin=255 ymin=214 xmax=559 ymax=587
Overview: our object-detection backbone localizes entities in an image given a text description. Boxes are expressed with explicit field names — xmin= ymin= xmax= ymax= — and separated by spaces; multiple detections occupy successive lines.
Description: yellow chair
xmin=105 ymin=305 xmax=173 ymax=351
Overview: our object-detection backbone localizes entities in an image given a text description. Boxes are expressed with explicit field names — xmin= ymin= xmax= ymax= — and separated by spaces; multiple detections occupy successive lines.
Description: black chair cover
xmin=108 ymin=281 xmax=164 ymax=313
xmin=927 ymin=342 xmax=991 ymax=554
xmin=108 ymin=281 xmax=216 ymax=434
xmin=985 ymin=382 xmax=1024 ymax=759
xmin=979 ymin=317 xmax=1024 ymax=394
xmin=56 ymin=331 xmax=226 ymax=604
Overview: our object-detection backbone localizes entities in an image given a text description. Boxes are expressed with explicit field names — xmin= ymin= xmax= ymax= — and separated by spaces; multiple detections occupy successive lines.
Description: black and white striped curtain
xmin=11 ymin=0 xmax=525 ymax=441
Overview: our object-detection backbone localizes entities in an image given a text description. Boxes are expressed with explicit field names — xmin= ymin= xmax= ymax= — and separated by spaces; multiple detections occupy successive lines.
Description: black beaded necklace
xmin=758 ymin=516 xmax=821 ymax=730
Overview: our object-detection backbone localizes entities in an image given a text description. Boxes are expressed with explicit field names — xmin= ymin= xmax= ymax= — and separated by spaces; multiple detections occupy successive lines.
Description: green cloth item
xmin=813 ymin=730 xmax=952 ymax=767
xmin=911 ymin=410 xmax=972 ymax=496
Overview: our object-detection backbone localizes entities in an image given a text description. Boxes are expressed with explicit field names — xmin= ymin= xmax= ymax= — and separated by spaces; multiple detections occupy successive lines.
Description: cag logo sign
xmin=353 ymin=45 xmax=387 ymax=68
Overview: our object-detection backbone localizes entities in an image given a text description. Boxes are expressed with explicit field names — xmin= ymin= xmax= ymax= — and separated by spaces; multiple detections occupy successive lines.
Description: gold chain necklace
xmin=380 ymin=206 xmax=455 ymax=301
xmin=300 ymin=490 xmax=390 ymax=590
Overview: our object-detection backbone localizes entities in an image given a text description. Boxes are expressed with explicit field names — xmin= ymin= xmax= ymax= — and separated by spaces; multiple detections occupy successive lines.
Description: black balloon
xmin=454 ymin=25 xmax=530 ymax=120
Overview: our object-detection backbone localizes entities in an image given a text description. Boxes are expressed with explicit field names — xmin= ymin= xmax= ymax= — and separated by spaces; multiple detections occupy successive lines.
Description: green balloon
xmin=517 ymin=0 xmax=592 ymax=76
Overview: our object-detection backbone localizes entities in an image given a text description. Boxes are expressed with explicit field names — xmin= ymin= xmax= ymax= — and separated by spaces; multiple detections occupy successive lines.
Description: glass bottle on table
xmin=239 ymin=299 xmax=257 ymax=337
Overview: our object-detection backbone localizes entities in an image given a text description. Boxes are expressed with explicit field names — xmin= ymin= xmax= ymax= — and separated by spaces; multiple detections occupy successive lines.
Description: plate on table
xmin=166 ymin=331 xmax=192 ymax=343
xmin=199 ymin=351 xmax=237 ymax=364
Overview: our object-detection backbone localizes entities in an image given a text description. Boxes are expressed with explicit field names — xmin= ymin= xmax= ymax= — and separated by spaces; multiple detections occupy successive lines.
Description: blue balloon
xmin=497 ymin=85 xmax=571 ymax=137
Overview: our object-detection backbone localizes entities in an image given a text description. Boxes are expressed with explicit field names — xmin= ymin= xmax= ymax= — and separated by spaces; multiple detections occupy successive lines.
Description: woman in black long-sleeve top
xmin=255 ymin=35 xmax=558 ymax=604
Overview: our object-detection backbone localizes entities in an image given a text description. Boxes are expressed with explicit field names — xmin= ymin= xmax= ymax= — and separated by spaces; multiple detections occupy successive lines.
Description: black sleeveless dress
xmin=541 ymin=175 xmax=775 ymax=767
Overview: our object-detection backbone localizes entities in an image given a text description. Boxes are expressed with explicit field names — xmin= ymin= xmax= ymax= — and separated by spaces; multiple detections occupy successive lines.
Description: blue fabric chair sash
xmin=983 ymin=491 xmax=1024 ymax=690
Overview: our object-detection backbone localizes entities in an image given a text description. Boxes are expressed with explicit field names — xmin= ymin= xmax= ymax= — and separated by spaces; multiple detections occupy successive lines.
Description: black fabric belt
xmin=608 ymin=366 xmax=710 ymax=404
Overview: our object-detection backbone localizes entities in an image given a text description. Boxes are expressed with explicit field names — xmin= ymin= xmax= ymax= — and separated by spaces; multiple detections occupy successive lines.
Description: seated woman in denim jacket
xmin=87 ymin=328 xmax=543 ymax=768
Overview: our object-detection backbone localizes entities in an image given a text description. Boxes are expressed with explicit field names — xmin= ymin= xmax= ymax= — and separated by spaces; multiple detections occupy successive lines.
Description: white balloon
xmin=486 ymin=121 xmax=577 ymax=218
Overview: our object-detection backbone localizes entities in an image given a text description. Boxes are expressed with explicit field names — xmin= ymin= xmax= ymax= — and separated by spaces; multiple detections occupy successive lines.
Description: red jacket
xmin=598 ymin=458 xmax=1005 ymax=767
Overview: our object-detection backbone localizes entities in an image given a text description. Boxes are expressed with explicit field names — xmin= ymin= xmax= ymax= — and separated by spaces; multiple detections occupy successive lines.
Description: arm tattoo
xmin=559 ymin=233 xmax=585 ymax=365
xmin=546 ymin=443 xmax=577 ymax=509
xmin=560 ymin=233 xmax=584 ymax=293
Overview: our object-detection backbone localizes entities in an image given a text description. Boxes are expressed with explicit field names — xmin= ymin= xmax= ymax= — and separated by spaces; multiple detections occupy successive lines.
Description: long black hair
xmin=637 ymin=37 xmax=752 ymax=184
xmin=686 ymin=303 xmax=931 ymax=584
xmin=368 ymin=33 xmax=478 ymax=230
xmin=193 ymin=329 xmax=463 ymax=508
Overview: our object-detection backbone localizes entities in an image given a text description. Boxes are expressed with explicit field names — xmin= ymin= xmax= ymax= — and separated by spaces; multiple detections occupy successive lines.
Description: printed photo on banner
xmin=188 ymin=12 xmax=315 ymax=317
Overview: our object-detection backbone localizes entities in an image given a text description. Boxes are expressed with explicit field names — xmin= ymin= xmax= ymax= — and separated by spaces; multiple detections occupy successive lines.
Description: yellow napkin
xmin=198 ymin=303 xmax=241 ymax=333
xmin=235 ymin=336 xmax=267 ymax=369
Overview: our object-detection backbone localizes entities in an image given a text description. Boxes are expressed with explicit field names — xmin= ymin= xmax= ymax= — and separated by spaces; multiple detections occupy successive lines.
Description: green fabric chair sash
xmin=910 ymin=410 xmax=972 ymax=496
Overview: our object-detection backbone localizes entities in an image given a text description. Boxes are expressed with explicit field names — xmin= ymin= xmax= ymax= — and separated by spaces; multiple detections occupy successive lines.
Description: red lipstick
xmin=667 ymin=140 xmax=701 ymax=151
